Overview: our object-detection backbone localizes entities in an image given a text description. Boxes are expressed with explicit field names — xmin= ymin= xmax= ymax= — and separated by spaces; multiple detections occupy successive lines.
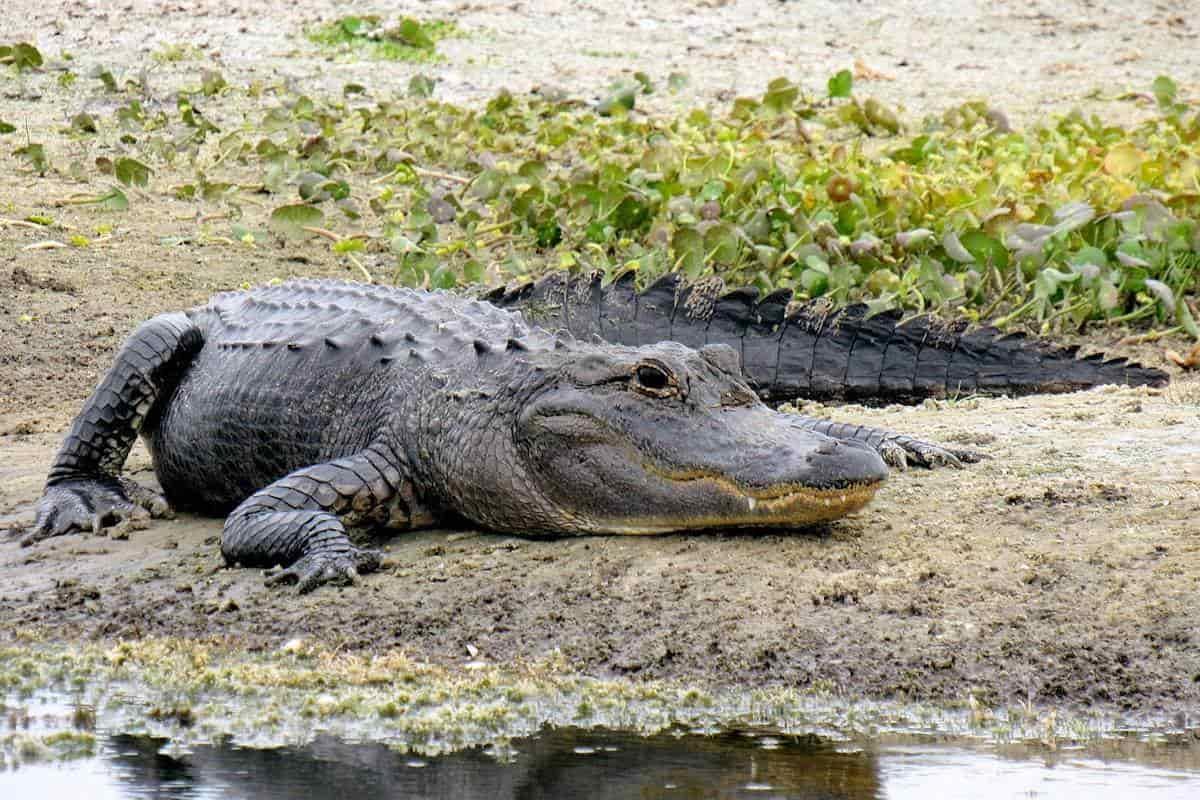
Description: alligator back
xmin=485 ymin=271 xmax=1169 ymax=404
xmin=150 ymin=280 xmax=537 ymax=509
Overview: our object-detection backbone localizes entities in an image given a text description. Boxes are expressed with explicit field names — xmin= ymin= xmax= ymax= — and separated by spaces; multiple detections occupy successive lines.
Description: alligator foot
xmin=873 ymin=434 xmax=984 ymax=471
xmin=787 ymin=414 xmax=984 ymax=471
xmin=264 ymin=547 xmax=382 ymax=594
xmin=21 ymin=477 xmax=172 ymax=546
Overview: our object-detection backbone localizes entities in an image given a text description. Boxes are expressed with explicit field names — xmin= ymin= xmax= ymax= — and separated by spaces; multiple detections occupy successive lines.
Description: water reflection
xmin=32 ymin=729 xmax=880 ymax=800
xmin=6 ymin=728 xmax=1200 ymax=799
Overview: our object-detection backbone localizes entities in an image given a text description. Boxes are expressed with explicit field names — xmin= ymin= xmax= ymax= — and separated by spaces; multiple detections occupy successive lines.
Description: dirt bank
xmin=1 ymin=0 xmax=1199 ymax=718
xmin=2 ymin=246 xmax=1197 ymax=712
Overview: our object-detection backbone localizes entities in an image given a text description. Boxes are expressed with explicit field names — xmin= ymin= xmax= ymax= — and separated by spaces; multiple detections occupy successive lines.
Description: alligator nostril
xmin=815 ymin=439 xmax=840 ymax=455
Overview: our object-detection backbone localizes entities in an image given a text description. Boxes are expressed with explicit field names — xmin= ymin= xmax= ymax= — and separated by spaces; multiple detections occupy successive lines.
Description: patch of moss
xmin=1 ymin=730 xmax=97 ymax=767
xmin=306 ymin=16 xmax=459 ymax=63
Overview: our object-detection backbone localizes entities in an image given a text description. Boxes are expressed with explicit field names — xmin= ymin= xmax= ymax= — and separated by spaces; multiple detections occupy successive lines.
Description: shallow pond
xmin=4 ymin=727 xmax=1200 ymax=799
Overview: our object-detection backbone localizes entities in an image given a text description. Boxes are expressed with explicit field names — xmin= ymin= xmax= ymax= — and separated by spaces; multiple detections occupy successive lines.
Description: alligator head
xmin=426 ymin=341 xmax=888 ymax=535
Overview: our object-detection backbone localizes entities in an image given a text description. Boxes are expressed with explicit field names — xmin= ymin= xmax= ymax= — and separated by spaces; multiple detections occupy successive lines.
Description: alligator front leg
xmin=23 ymin=313 xmax=202 ymax=545
xmin=786 ymin=415 xmax=982 ymax=470
xmin=221 ymin=444 xmax=418 ymax=593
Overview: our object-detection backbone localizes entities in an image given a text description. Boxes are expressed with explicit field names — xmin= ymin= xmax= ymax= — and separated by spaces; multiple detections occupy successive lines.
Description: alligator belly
xmin=143 ymin=347 xmax=383 ymax=514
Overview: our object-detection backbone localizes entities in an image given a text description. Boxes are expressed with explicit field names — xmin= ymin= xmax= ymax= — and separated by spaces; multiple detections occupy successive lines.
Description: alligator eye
xmin=633 ymin=362 xmax=676 ymax=397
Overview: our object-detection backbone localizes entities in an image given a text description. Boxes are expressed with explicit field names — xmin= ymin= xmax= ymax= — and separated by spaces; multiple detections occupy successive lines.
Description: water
xmin=4 ymin=728 xmax=1200 ymax=799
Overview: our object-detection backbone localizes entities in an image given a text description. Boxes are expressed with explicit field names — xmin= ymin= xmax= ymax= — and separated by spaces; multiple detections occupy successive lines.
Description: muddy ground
xmin=1 ymin=0 xmax=1199 ymax=717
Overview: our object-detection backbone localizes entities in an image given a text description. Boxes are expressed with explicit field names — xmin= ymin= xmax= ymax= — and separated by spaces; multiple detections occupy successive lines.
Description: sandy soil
xmin=2 ymin=1 xmax=1196 ymax=124
xmin=1 ymin=0 xmax=1199 ymax=717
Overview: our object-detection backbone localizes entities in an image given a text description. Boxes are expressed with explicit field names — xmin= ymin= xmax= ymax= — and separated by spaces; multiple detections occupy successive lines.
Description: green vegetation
xmin=0 ymin=41 xmax=44 ymax=72
xmin=306 ymin=15 xmax=459 ymax=62
xmin=151 ymin=42 xmax=203 ymax=64
xmin=0 ymin=638 xmax=1174 ymax=757
xmin=0 ymin=730 xmax=96 ymax=768
xmin=9 ymin=58 xmax=1200 ymax=338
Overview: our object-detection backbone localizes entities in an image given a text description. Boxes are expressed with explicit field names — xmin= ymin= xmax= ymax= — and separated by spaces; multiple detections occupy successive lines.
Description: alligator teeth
xmin=746 ymin=497 xmax=757 ymax=511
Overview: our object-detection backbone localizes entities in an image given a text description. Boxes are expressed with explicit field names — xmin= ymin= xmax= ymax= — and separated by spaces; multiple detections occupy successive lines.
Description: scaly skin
xmin=24 ymin=274 xmax=1150 ymax=592
xmin=485 ymin=271 xmax=1168 ymax=404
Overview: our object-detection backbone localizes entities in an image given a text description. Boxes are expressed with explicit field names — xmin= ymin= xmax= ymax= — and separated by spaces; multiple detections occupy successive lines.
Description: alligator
xmin=21 ymin=274 xmax=1167 ymax=591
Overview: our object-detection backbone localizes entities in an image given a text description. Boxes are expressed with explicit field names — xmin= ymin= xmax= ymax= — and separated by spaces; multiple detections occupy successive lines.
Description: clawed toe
xmin=952 ymin=447 xmax=986 ymax=464
xmin=264 ymin=548 xmax=380 ymax=593
xmin=23 ymin=478 xmax=170 ymax=546
xmin=877 ymin=441 xmax=910 ymax=471
xmin=881 ymin=436 xmax=989 ymax=470
xmin=916 ymin=445 xmax=964 ymax=469
xmin=119 ymin=478 xmax=172 ymax=519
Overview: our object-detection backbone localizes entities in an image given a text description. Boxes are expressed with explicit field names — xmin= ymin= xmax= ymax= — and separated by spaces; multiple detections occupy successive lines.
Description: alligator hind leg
xmin=22 ymin=313 xmax=203 ymax=545
xmin=786 ymin=415 xmax=983 ymax=470
xmin=221 ymin=444 xmax=414 ymax=593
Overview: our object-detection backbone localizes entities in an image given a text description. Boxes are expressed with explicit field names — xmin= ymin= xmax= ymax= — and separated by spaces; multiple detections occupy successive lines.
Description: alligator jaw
xmin=597 ymin=468 xmax=884 ymax=534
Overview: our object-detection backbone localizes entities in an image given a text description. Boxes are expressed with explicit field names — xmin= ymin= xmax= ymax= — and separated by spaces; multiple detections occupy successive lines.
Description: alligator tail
xmin=484 ymin=271 xmax=1169 ymax=404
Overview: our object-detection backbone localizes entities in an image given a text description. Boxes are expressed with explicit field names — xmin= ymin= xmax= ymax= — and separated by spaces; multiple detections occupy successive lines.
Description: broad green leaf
xmin=14 ymin=143 xmax=47 ymax=175
xmin=959 ymin=230 xmax=1009 ymax=268
xmin=597 ymin=83 xmax=637 ymax=116
xmin=827 ymin=69 xmax=853 ymax=99
xmin=114 ymin=157 xmax=151 ymax=187
xmin=762 ymin=78 xmax=799 ymax=113
xmin=671 ymin=227 xmax=705 ymax=276
xmin=698 ymin=180 xmax=725 ymax=202
xmin=395 ymin=18 xmax=435 ymax=49
xmin=801 ymin=255 xmax=830 ymax=295
xmin=70 ymin=112 xmax=98 ymax=133
xmin=0 ymin=120 xmax=15 ymax=134
xmin=4 ymin=42 xmax=44 ymax=71
xmin=1069 ymin=246 xmax=1107 ymax=270
xmin=1102 ymin=143 xmax=1144 ymax=176
xmin=93 ymin=67 xmax=117 ymax=92
xmin=1151 ymin=75 xmax=1177 ymax=109
xmin=201 ymin=69 xmax=227 ymax=96
xmin=429 ymin=264 xmax=457 ymax=290
xmin=469 ymin=169 xmax=505 ymax=201
xmin=269 ymin=203 xmax=325 ymax=239
xmin=703 ymin=222 xmax=740 ymax=264
xmin=463 ymin=259 xmax=485 ymax=284
xmin=534 ymin=218 xmax=561 ymax=247
xmin=612 ymin=195 xmax=650 ymax=231
xmin=293 ymin=95 xmax=315 ymax=119
xmin=339 ymin=16 xmax=366 ymax=36
xmin=891 ymin=134 xmax=934 ymax=165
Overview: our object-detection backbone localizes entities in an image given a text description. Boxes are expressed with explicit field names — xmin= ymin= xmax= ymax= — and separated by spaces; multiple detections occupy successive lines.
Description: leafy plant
xmin=306 ymin=15 xmax=458 ymax=62
xmin=0 ymin=42 xmax=44 ymax=72
xmin=114 ymin=157 xmax=151 ymax=187
xmin=269 ymin=203 xmax=324 ymax=239
xmin=14 ymin=142 xmax=47 ymax=174
xmin=38 ymin=69 xmax=1200 ymax=338
xmin=827 ymin=69 xmax=852 ymax=99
